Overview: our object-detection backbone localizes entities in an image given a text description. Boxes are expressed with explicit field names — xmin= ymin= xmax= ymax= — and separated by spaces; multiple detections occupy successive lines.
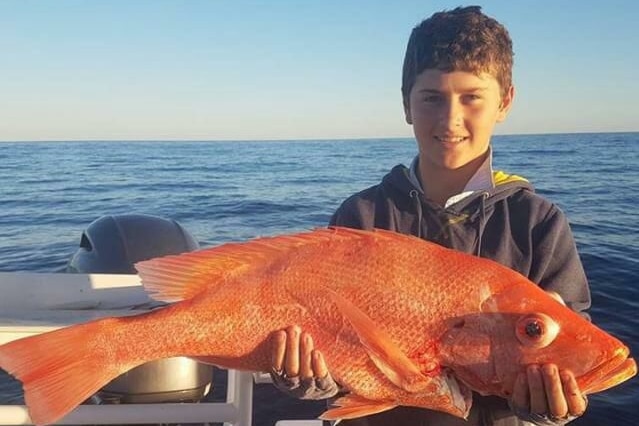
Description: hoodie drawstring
xmin=476 ymin=192 xmax=489 ymax=257
xmin=409 ymin=189 xmax=423 ymax=238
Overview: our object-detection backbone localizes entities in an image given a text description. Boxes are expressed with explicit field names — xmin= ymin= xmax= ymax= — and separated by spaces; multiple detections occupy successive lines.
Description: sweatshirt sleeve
xmin=328 ymin=194 xmax=376 ymax=230
xmin=329 ymin=203 xmax=362 ymax=228
xmin=529 ymin=205 xmax=591 ymax=316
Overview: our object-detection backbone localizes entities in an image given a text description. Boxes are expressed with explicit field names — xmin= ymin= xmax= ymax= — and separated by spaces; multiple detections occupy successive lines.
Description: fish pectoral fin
xmin=320 ymin=394 xmax=397 ymax=420
xmin=328 ymin=289 xmax=431 ymax=393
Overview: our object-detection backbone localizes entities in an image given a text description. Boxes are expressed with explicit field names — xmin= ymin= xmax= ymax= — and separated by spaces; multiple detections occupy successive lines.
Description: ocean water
xmin=0 ymin=133 xmax=637 ymax=425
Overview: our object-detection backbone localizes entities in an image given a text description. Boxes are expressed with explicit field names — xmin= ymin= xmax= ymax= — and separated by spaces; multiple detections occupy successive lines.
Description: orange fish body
xmin=0 ymin=227 xmax=635 ymax=425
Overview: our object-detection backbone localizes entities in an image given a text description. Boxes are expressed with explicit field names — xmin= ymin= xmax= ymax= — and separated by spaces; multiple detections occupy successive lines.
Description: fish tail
xmin=0 ymin=317 xmax=142 ymax=426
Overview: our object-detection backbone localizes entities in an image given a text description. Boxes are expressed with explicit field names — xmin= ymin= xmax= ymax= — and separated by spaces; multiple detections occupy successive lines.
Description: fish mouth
xmin=577 ymin=346 xmax=637 ymax=394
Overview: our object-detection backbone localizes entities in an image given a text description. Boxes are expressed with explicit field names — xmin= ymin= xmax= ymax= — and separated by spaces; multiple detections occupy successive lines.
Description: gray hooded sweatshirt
xmin=328 ymin=163 xmax=591 ymax=426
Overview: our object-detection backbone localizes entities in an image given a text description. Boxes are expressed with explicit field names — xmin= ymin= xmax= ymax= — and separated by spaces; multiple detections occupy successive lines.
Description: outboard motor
xmin=66 ymin=214 xmax=214 ymax=404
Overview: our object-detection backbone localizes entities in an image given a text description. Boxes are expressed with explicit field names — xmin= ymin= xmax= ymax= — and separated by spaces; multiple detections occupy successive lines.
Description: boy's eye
xmin=423 ymin=95 xmax=442 ymax=103
xmin=463 ymin=94 xmax=482 ymax=102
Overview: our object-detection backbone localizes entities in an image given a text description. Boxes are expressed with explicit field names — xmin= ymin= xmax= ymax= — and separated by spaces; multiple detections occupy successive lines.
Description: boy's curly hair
xmin=402 ymin=6 xmax=513 ymax=103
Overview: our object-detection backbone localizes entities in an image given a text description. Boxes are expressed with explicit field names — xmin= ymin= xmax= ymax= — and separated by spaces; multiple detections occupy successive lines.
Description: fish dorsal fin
xmin=328 ymin=289 xmax=431 ymax=393
xmin=135 ymin=227 xmax=396 ymax=303
xmin=320 ymin=394 xmax=397 ymax=420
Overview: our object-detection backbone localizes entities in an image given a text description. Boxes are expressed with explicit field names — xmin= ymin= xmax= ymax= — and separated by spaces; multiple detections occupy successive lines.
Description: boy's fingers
xmin=312 ymin=349 xmax=329 ymax=379
xmin=284 ymin=325 xmax=301 ymax=377
xmin=541 ymin=364 xmax=568 ymax=418
xmin=299 ymin=332 xmax=314 ymax=380
xmin=510 ymin=372 xmax=529 ymax=411
xmin=271 ymin=330 xmax=286 ymax=372
xmin=527 ymin=365 xmax=549 ymax=415
xmin=561 ymin=371 xmax=588 ymax=416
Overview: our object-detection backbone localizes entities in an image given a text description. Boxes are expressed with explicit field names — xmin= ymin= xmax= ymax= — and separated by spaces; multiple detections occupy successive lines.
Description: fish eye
xmin=515 ymin=313 xmax=559 ymax=349
xmin=525 ymin=321 xmax=543 ymax=338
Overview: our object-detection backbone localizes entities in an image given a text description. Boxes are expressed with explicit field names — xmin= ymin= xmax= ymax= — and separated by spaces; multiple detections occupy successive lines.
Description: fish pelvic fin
xmin=328 ymin=289 xmax=432 ymax=393
xmin=0 ymin=318 xmax=141 ymax=426
xmin=135 ymin=226 xmax=419 ymax=303
xmin=320 ymin=394 xmax=397 ymax=420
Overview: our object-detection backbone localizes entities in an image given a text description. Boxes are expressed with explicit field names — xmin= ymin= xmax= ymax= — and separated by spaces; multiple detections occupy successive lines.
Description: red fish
xmin=0 ymin=227 xmax=635 ymax=425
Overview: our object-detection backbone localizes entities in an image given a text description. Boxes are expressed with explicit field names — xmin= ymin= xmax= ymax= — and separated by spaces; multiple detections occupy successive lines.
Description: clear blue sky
xmin=1 ymin=0 xmax=637 ymax=141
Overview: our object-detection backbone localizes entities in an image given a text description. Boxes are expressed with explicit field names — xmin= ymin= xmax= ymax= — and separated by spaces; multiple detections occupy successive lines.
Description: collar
xmin=408 ymin=148 xmax=495 ymax=208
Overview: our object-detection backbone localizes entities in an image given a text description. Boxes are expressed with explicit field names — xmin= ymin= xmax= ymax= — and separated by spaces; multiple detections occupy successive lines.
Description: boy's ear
xmin=497 ymin=85 xmax=515 ymax=122
xmin=403 ymin=99 xmax=413 ymax=125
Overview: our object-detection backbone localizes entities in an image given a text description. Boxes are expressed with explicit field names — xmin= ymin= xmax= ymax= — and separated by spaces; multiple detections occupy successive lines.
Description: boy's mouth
xmin=434 ymin=135 xmax=469 ymax=144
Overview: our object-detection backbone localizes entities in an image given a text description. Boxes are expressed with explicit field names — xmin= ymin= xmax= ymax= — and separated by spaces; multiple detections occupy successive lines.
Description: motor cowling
xmin=67 ymin=214 xmax=214 ymax=404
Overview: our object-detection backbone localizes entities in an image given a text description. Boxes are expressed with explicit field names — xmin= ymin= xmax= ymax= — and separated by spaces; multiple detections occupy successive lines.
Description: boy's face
xmin=404 ymin=69 xmax=514 ymax=171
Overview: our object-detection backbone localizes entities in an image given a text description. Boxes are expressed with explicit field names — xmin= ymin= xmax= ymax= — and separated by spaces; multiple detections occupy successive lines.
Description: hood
xmin=382 ymin=164 xmax=534 ymax=214
xmin=380 ymin=165 xmax=535 ymax=255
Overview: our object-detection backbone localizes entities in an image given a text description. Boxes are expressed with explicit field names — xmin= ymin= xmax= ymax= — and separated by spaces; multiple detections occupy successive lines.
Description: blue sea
xmin=0 ymin=133 xmax=637 ymax=425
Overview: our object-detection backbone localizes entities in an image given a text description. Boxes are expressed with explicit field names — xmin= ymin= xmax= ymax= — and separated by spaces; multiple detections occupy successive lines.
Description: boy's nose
xmin=439 ymin=100 xmax=463 ymax=129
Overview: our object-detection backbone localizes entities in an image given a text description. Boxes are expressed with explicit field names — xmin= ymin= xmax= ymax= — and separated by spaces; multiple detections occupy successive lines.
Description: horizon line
xmin=1 ymin=130 xmax=638 ymax=144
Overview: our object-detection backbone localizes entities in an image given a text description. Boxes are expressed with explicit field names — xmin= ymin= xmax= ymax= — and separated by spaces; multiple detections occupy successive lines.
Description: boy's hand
xmin=510 ymin=364 xmax=588 ymax=425
xmin=509 ymin=290 xmax=588 ymax=424
xmin=269 ymin=325 xmax=339 ymax=399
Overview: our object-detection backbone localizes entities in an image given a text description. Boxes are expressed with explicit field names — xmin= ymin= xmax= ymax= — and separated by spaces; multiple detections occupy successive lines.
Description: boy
xmin=270 ymin=6 xmax=591 ymax=426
